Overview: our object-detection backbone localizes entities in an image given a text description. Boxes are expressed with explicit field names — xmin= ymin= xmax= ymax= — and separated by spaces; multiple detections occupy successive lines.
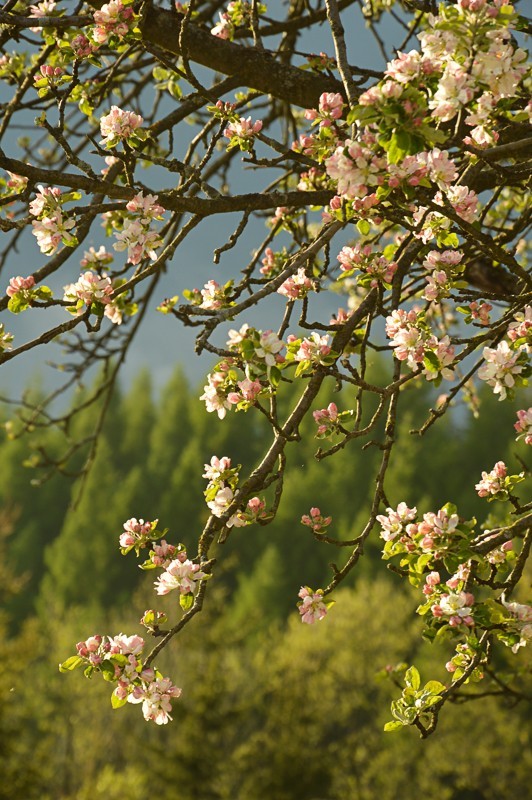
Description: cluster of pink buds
xmin=468 ymin=301 xmax=492 ymax=325
xmin=304 ymin=92 xmax=345 ymax=127
xmin=6 ymin=275 xmax=35 ymax=299
xmin=301 ymin=507 xmax=332 ymax=534
xmin=313 ymin=402 xmax=339 ymax=437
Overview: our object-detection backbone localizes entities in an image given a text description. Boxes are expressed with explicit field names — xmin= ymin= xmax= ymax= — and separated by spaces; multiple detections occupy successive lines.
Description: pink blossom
xmin=469 ymin=301 xmax=492 ymax=325
xmin=6 ymin=275 xmax=35 ymax=298
xmin=211 ymin=12 xmax=234 ymax=39
xmin=99 ymin=106 xmax=143 ymax=147
xmin=32 ymin=214 xmax=76 ymax=256
xmin=202 ymin=455 xmax=232 ymax=482
xmin=223 ymin=117 xmax=263 ymax=141
xmin=277 ymin=267 xmax=314 ymax=299
xmin=514 ymin=408 xmax=532 ymax=445
xmin=313 ymin=402 xmax=339 ymax=436
xmin=29 ymin=185 xmax=62 ymax=217
xmin=206 ymin=486 xmax=246 ymax=527
xmin=113 ymin=220 xmax=162 ymax=264
xmin=150 ymin=540 xmax=177 ymax=568
xmin=109 ymin=633 xmax=145 ymax=656
xmin=227 ymin=378 xmax=262 ymax=405
xmin=135 ymin=676 xmax=182 ymax=725
xmin=423 ymin=335 xmax=455 ymax=382
xmin=295 ymin=333 xmax=331 ymax=364
xmin=376 ymin=502 xmax=417 ymax=542
xmin=507 ymin=306 xmax=532 ymax=348
xmin=119 ymin=517 xmax=153 ymax=549
xmin=298 ymin=586 xmax=329 ymax=624
xmin=63 ymin=271 xmax=114 ymax=306
xmin=475 ymin=461 xmax=507 ymax=497
xmin=226 ymin=323 xmax=250 ymax=347
xmin=5 ymin=172 xmax=28 ymax=193
xmin=93 ymin=0 xmax=135 ymax=44
xmin=71 ymin=34 xmax=97 ymax=59
xmin=200 ymin=372 xmax=232 ymax=419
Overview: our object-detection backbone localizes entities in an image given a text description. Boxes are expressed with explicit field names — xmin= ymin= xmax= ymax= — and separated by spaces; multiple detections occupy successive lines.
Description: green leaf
xmin=111 ymin=692 xmax=128 ymax=709
xmin=424 ymin=680 xmax=446 ymax=695
xmin=180 ymin=593 xmax=194 ymax=611
xmin=384 ymin=720 xmax=404 ymax=732
xmin=59 ymin=655 xmax=83 ymax=673
xmin=405 ymin=666 xmax=420 ymax=691
xmin=357 ymin=219 xmax=371 ymax=236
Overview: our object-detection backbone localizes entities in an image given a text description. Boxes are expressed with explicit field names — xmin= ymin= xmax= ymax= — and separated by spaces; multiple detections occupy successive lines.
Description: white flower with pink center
xmin=202 ymin=455 xmax=232 ymax=482
xmin=254 ymin=330 xmax=284 ymax=367
xmin=376 ymin=502 xmax=417 ymax=542
xmin=154 ymin=558 xmax=208 ymax=596
xmin=507 ymin=306 xmax=531 ymax=350
xmin=206 ymin=486 xmax=246 ymax=528
xmin=32 ymin=214 xmax=77 ymax=256
xmin=436 ymin=185 xmax=480 ymax=223
xmin=200 ymin=372 xmax=232 ymax=419
xmin=432 ymin=591 xmax=475 ymax=627
xmin=108 ymin=633 xmax=145 ymax=656
xmin=136 ymin=677 xmax=182 ymax=725
xmin=478 ymin=341 xmax=525 ymax=400
xmin=423 ymin=335 xmax=455 ymax=381
xmin=298 ymin=586 xmax=329 ymax=624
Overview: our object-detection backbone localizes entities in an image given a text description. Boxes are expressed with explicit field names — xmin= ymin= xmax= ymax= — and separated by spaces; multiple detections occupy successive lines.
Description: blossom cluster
xmin=385 ymin=308 xmax=455 ymax=382
xmin=200 ymin=326 xmax=284 ymax=418
xmin=99 ymin=105 xmax=145 ymax=149
xmin=92 ymin=0 xmax=136 ymax=45
xmin=112 ymin=192 xmax=165 ymax=264
xmin=297 ymin=586 xmax=331 ymax=624
xmin=301 ymin=507 xmax=332 ymax=535
xmin=337 ymin=242 xmax=398 ymax=288
xmin=514 ymin=408 xmax=532 ymax=445
xmin=29 ymin=185 xmax=77 ymax=256
xmin=60 ymin=633 xmax=181 ymax=724
xmin=203 ymin=454 xmax=267 ymax=528
xmin=223 ymin=116 xmax=263 ymax=152
xmin=475 ymin=460 xmax=524 ymax=501
xmin=211 ymin=1 xmax=267 ymax=40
